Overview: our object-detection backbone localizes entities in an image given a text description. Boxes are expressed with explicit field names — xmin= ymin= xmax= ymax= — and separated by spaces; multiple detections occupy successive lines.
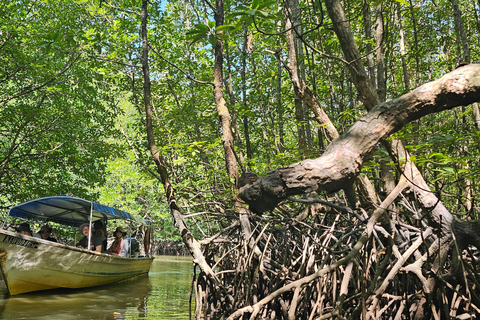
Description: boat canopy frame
xmin=6 ymin=195 xmax=151 ymax=227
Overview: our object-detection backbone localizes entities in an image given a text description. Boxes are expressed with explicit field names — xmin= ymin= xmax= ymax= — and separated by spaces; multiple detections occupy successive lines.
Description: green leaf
xmin=216 ymin=25 xmax=236 ymax=32
xmin=185 ymin=24 xmax=210 ymax=43
xmin=208 ymin=34 xmax=217 ymax=47
xmin=207 ymin=20 xmax=216 ymax=29
xmin=186 ymin=23 xmax=209 ymax=36
xmin=442 ymin=167 xmax=455 ymax=174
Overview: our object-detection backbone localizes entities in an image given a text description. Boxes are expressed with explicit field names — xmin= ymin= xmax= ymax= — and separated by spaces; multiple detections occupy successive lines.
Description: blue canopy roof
xmin=8 ymin=196 xmax=151 ymax=227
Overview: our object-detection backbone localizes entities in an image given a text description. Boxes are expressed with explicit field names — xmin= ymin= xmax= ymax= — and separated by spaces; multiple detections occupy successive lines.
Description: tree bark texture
xmin=285 ymin=0 xmax=309 ymax=154
xmin=396 ymin=4 xmax=410 ymax=91
xmin=450 ymin=0 xmax=471 ymax=65
xmin=213 ymin=0 xmax=237 ymax=180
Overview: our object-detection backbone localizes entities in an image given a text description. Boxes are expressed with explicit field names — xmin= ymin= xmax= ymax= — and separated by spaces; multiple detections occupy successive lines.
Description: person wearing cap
xmin=107 ymin=227 xmax=126 ymax=255
xmin=38 ymin=225 xmax=57 ymax=242
xmin=15 ymin=222 xmax=33 ymax=236
xmin=76 ymin=223 xmax=103 ymax=252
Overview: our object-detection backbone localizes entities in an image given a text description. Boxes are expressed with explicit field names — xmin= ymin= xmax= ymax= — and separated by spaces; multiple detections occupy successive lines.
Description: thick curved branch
xmin=239 ymin=64 xmax=480 ymax=213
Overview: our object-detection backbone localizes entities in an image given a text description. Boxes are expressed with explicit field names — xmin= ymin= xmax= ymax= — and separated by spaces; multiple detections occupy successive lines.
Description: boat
xmin=0 ymin=196 xmax=154 ymax=295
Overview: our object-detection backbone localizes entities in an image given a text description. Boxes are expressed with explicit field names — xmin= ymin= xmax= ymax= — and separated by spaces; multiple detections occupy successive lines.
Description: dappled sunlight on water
xmin=0 ymin=256 xmax=193 ymax=320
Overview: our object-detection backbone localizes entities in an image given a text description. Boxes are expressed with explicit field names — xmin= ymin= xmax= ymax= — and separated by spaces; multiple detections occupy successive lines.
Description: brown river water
xmin=0 ymin=256 xmax=193 ymax=320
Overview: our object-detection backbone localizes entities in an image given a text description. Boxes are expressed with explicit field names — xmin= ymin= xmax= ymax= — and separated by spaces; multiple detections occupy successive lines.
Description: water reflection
xmin=0 ymin=256 xmax=192 ymax=320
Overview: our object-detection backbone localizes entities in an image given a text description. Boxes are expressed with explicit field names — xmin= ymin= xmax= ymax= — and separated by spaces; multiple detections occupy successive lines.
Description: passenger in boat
xmin=38 ymin=225 xmax=57 ymax=242
xmin=93 ymin=220 xmax=107 ymax=252
xmin=15 ymin=222 xmax=33 ymax=236
xmin=76 ymin=223 xmax=103 ymax=252
xmin=121 ymin=237 xmax=140 ymax=258
xmin=107 ymin=226 xmax=126 ymax=255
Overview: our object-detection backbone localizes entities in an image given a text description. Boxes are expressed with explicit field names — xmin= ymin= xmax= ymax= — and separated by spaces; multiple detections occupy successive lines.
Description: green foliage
xmin=0 ymin=0 xmax=119 ymax=207
xmin=3 ymin=0 xmax=480 ymax=239
xmin=228 ymin=0 xmax=280 ymax=27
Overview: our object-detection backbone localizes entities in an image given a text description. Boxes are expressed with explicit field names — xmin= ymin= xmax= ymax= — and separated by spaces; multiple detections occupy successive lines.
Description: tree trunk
xmin=363 ymin=2 xmax=375 ymax=83
xmin=374 ymin=4 xmax=386 ymax=102
xmin=450 ymin=0 xmax=473 ymax=211
xmin=140 ymin=0 xmax=218 ymax=283
xmin=285 ymin=0 xmax=309 ymax=155
xmin=211 ymin=0 xmax=260 ymax=265
xmin=225 ymin=41 xmax=245 ymax=166
xmin=396 ymin=4 xmax=410 ymax=92
xmin=450 ymin=0 xmax=471 ymax=65
xmin=213 ymin=0 xmax=236 ymax=179
xmin=241 ymin=27 xmax=253 ymax=159
xmin=407 ymin=0 xmax=421 ymax=86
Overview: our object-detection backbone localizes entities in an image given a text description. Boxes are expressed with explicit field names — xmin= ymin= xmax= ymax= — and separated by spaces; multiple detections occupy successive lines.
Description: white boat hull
xmin=0 ymin=229 xmax=153 ymax=295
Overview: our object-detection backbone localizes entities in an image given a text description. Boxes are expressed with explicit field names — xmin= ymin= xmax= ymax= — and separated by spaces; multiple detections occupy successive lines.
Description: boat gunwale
xmin=0 ymin=229 xmax=154 ymax=261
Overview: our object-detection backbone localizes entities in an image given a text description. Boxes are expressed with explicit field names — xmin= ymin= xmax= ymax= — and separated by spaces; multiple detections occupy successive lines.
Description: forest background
xmin=2 ymin=0 xmax=480 ymax=318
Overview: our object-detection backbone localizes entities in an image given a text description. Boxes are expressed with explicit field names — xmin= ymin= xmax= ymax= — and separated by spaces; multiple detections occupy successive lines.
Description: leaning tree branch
xmin=139 ymin=0 xmax=219 ymax=285
xmin=239 ymin=64 xmax=480 ymax=214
